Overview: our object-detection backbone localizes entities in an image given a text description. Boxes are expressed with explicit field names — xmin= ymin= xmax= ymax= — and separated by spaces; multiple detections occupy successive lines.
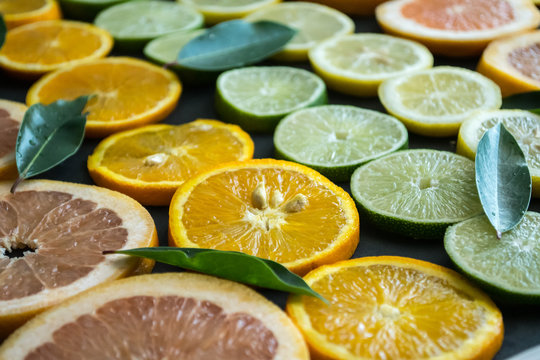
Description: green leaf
xmin=107 ymin=247 xmax=327 ymax=302
xmin=177 ymin=20 xmax=296 ymax=71
xmin=13 ymin=96 xmax=90 ymax=192
xmin=475 ymin=123 xmax=531 ymax=238
xmin=501 ymin=91 xmax=540 ymax=115
xmin=0 ymin=15 xmax=6 ymax=50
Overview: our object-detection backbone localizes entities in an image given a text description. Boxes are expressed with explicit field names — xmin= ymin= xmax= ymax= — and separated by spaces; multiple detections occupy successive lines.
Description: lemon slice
xmin=178 ymin=0 xmax=280 ymax=25
xmin=378 ymin=66 xmax=502 ymax=137
xmin=457 ymin=109 xmax=540 ymax=197
xmin=309 ymin=33 xmax=433 ymax=96
xmin=244 ymin=2 xmax=354 ymax=61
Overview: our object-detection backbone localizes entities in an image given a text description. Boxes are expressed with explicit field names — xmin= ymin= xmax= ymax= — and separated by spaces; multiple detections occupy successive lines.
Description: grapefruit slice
xmin=0 ymin=273 xmax=310 ymax=360
xmin=0 ymin=180 xmax=157 ymax=338
xmin=376 ymin=0 xmax=540 ymax=57
xmin=0 ymin=99 xmax=26 ymax=180
xmin=478 ymin=30 xmax=540 ymax=96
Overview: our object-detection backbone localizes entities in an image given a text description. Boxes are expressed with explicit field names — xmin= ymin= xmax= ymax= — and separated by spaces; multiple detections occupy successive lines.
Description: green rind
xmin=275 ymin=139 xmax=408 ymax=183
xmin=59 ymin=0 xmax=134 ymax=21
xmin=215 ymin=86 xmax=328 ymax=133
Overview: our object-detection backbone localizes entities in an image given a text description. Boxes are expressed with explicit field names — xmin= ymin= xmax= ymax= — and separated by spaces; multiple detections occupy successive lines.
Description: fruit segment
xmin=0 ymin=100 xmax=26 ymax=180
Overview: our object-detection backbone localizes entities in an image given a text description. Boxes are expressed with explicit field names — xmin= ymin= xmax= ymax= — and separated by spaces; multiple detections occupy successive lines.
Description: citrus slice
xmin=88 ymin=119 xmax=254 ymax=206
xmin=274 ymin=105 xmax=408 ymax=182
xmin=376 ymin=0 xmax=540 ymax=57
xmin=286 ymin=256 xmax=503 ymax=360
xmin=303 ymin=0 xmax=388 ymax=16
xmin=378 ymin=66 xmax=502 ymax=137
xmin=0 ymin=179 xmax=157 ymax=338
xmin=169 ymin=159 xmax=359 ymax=275
xmin=0 ymin=99 xmax=26 ymax=181
xmin=309 ymin=33 xmax=434 ymax=97
xmin=477 ymin=30 xmax=540 ymax=96
xmin=216 ymin=66 xmax=327 ymax=132
xmin=0 ymin=273 xmax=310 ymax=359
xmin=58 ymin=0 xmax=130 ymax=21
xmin=0 ymin=20 xmax=113 ymax=79
xmin=350 ymin=150 xmax=483 ymax=239
xmin=26 ymin=57 xmax=182 ymax=138
xmin=445 ymin=212 xmax=540 ymax=304
xmin=244 ymin=2 xmax=355 ymax=62
xmin=180 ymin=0 xmax=280 ymax=25
xmin=0 ymin=0 xmax=61 ymax=30
xmin=457 ymin=109 xmax=540 ymax=197
xmin=94 ymin=1 xmax=204 ymax=49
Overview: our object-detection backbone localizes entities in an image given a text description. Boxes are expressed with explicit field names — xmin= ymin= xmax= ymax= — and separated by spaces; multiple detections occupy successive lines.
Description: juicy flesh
xmin=401 ymin=0 xmax=515 ymax=31
xmin=1 ymin=23 xmax=104 ymax=65
xmin=353 ymin=151 xmax=482 ymax=220
xmin=25 ymin=296 xmax=278 ymax=360
xmin=303 ymin=264 xmax=487 ymax=359
xmin=181 ymin=168 xmax=349 ymax=263
xmin=0 ymin=0 xmax=46 ymax=14
xmin=100 ymin=124 xmax=246 ymax=182
xmin=0 ymin=109 xmax=19 ymax=159
xmin=33 ymin=62 xmax=173 ymax=122
xmin=508 ymin=43 xmax=540 ymax=81
xmin=0 ymin=191 xmax=127 ymax=301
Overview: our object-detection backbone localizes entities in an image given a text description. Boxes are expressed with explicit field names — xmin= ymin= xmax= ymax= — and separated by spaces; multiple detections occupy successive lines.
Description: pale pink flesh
xmin=0 ymin=109 xmax=20 ymax=159
xmin=0 ymin=191 xmax=128 ymax=300
xmin=508 ymin=43 xmax=540 ymax=81
xmin=25 ymin=296 xmax=278 ymax=360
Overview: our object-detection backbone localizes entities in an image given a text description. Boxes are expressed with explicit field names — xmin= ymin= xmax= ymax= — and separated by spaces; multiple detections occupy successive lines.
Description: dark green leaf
xmin=502 ymin=91 xmax=540 ymax=114
xmin=177 ymin=20 xmax=296 ymax=71
xmin=107 ymin=247 xmax=327 ymax=302
xmin=14 ymin=96 xmax=90 ymax=190
xmin=475 ymin=123 xmax=531 ymax=238
xmin=0 ymin=15 xmax=6 ymax=50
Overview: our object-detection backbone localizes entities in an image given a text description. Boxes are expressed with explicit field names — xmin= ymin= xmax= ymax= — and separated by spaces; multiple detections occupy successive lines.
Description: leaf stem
xmin=162 ymin=61 xmax=178 ymax=70
xmin=10 ymin=176 xmax=24 ymax=194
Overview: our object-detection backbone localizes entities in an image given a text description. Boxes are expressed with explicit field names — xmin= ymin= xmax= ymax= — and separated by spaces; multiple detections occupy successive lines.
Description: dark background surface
xmin=1 ymin=11 xmax=539 ymax=360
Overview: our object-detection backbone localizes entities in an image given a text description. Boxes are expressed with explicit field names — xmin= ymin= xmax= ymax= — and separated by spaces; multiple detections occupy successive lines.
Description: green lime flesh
xmin=350 ymin=149 xmax=483 ymax=239
xmin=274 ymin=105 xmax=408 ymax=182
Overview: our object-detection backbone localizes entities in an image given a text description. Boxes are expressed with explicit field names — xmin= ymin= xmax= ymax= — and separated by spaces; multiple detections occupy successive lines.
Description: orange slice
xmin=26 ymin=57 xmax=181 ymax=138
xmin=305 ymin=0 xmax=388 ymax=15
xmin=0 ymin=0 xmax=61 ymax=30
xmin=287 ymin=256 xmax=504 ymax=360
xmin=376 ymin=0 xmax=540 ymax=57
xmin=0 ymin=20 xmax=113 ymax=79
xmin=477 ymin=30 xmax=540 ymax=96
xmin=0 ymin=99 xmax=26 ymax=180
xmin=169 ymin=159 xmax=359 ymax=276
xmin=88 ymin=119 xmax=254 ymax=206
xmin=0 ymin=273 xmax=310 ymax=359
xmin=0 ymin=180 xmax=157 ymax=338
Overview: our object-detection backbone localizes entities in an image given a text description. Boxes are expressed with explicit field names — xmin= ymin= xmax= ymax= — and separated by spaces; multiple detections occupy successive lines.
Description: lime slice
xmin=215 ymin=66 xmax=327 ymax=132
xmin=95 ymin=1 xmax=204 ymax=49
xmin=445 ymin=212 xmax=540 ymax=304
xmin=378 ymin=66 xmax=502 ymax=137
xmin=58 ymin=0 xmax=129 ymax=21
xmin=274 ymin=105 xmax=408 ymax=181
xmin=308 ymin=33 xmax=433 ymax=96
xmin=350 ymin=149 xmax=483 ymax=239
xmin=244 ymin=2 xmax=354 ymax=61
xmin=179 ymin=0 xmax=279 ymax=24
xmin=457 ymin=109 xmax=540 ymax=197
xmin=143 ymin=29 xmax=216 ymax=83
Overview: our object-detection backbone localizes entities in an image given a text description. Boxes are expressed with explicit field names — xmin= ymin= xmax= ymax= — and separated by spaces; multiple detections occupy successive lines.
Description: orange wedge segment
xmin=26 ymin=57 xmax=181 ymax=138
xmin=0 ymin=99 xmax=26 ymax=180
xmin=0 ymin=0 xmax=61 ymax=30
xmin=287 ymin=256 xmax=504 ymax=360
xmin=88 ymin=119 xmax=254 ymax=206
xmin=169 ymin=159 xmax=359 ymax=276
xmin=376 ymin=0 xmax=540 ymax=57
xmin=0 ymin=180 xmax=157 ymax=338
xmin=0 ymin=20 xmax=113 ymax=78
xmin=478 ymin=30 xmax=540 ymax=96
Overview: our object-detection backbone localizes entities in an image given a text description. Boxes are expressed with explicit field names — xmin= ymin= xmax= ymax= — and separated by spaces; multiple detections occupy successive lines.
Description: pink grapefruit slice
xmin=0 ymin=99 xmax=27 ymax=180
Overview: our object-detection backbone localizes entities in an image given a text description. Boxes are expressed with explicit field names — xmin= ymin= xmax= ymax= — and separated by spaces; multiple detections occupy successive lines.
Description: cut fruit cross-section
xmin=0 ymin=273 xmax=310 ymax=359
xmin=0 ymin=0 xmax=61 ymax=30
xmin=0 ymin=180 xmax=157 ymax=338
xmin=169 ymin=159 xmax=359 ymax=275
xmin=0 ymin=99 xmax=27 ymax=180
xmin=287 ymin=256 xmax=503 ymax=360
xmin=180 ymin=0 xmax=281 ymax=25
